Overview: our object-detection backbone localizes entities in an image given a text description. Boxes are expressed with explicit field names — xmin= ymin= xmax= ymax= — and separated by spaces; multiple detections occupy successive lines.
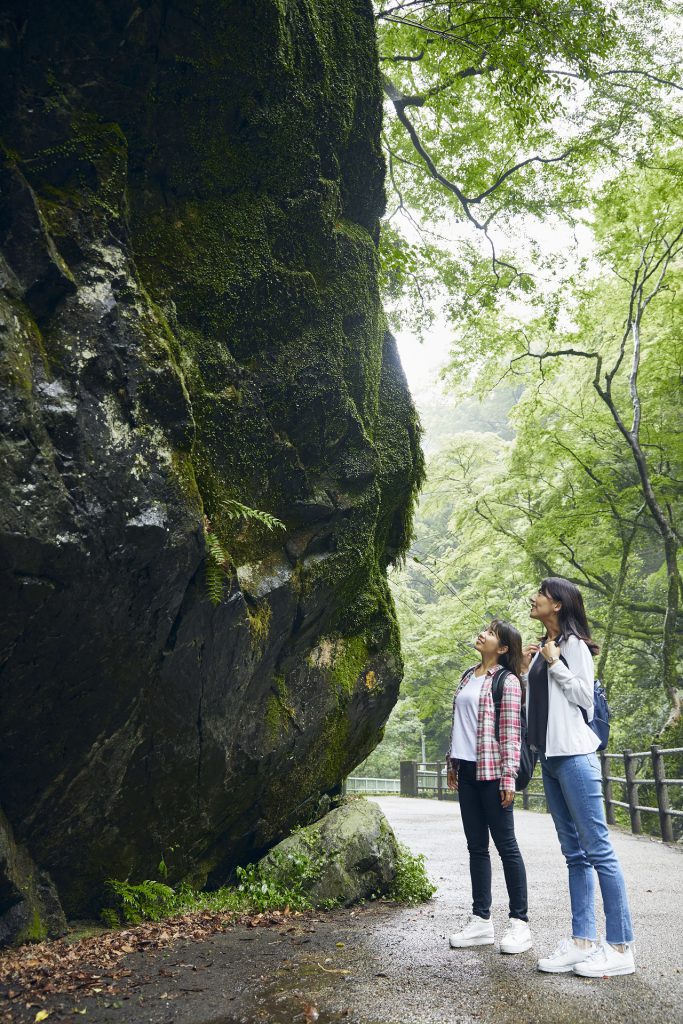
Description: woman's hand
xmin=520 ymin=643 xmax=540 ymax=674
xmin=541 ymin=639 xmax=560 ymax=664
xmin=447 ymin=767 xmax=458 ymax=791
xmin=500 ymin=789 xmax=515 ymax=808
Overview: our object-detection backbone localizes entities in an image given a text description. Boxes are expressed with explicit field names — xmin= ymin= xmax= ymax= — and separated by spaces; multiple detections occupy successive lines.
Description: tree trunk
xmin=662 ymin=534 xmax=682 ymax=730
xmin=597 ymin=523 xmax=638 ymax=691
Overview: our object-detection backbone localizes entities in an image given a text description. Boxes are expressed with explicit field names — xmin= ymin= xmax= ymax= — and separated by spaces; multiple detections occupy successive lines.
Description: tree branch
xmin=467 ymin=149 xmax=574 ymax=205
xmin=379 ymin=51 xmax=425 ymax=62
xmin=544 ymin=66 xmax=683 ymax=92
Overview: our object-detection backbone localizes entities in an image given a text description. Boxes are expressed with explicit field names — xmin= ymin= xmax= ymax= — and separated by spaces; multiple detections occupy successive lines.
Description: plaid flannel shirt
xmin=446 ymin=664 xmax=522 ymax=792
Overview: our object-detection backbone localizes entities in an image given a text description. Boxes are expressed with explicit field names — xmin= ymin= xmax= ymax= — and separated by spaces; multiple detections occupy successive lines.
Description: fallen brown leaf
xmin=0 ymin=906 xmax=300 ymax=1021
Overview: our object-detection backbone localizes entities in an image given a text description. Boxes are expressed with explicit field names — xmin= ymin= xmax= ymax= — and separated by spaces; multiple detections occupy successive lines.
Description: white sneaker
xmin=449 ymin=915 xmax=495 ymax=948
xmin=500 ymin=919 xmax=533 ymax=954
xmin=537 ymin=937 xmax=598 ymax=973
xmin=572 ymin=940 xmax=636 ymax=977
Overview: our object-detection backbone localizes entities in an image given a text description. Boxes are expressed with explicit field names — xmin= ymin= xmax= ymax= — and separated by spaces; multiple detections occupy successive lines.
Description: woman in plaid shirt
xmin=446 ymin=619 xmax=532 ymax=955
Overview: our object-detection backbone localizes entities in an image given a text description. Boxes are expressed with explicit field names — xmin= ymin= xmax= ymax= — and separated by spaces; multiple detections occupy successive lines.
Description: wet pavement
xmin=17 ymin=796 xmax=683 ymax=1023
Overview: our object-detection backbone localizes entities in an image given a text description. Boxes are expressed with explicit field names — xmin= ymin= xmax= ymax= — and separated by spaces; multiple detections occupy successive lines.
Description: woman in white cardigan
xmin=522 ymin=577 xmax=635 ymax=978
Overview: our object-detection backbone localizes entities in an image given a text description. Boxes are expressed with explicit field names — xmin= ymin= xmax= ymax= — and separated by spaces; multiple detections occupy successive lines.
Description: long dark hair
xmin=490 ymin=619 xmax=524 ymax=679
xmin=539 ymin=577 xmax=600 ymax=656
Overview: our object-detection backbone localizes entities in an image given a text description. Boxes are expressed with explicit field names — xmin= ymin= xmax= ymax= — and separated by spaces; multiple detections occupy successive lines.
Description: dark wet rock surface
xmin=4 ymin=797 xmax=681 ymax=1023
xmin=0 ymin=0 xmax=423 ymax=939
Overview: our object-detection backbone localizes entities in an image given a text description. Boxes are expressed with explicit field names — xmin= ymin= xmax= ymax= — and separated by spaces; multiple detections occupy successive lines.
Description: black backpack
xmin=491 ymin=668 xmax=537 ymax=792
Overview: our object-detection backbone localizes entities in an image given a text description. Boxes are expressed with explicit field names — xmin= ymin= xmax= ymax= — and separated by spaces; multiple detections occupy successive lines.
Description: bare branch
xmin=379 ymin=51 xmax=425 ymax=63
xmin=467 ymin=149 xmax=574 ymax=205
xmin=544 ymin=66 xmax=683 ymax=92
xmin=629 ymin=319 xmax=642 ymax=440
xmin=378 ymin=13 xmax=483 ymax=55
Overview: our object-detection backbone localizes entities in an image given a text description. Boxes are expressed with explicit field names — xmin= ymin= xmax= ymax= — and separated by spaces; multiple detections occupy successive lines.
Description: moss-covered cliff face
xmin=0 ymin=0 xmax=423 ymax=937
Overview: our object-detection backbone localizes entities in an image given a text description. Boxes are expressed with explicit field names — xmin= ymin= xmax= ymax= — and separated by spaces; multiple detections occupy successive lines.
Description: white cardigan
xmin=524 ymin=634 xmax=599 ymax=757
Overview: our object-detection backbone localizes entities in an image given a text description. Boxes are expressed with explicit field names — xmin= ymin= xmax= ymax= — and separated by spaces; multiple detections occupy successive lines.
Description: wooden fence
xmin=397 ymin=747 xmax=683 ymax=843
xmin=600 ymin=746 xmax=683 ymax=843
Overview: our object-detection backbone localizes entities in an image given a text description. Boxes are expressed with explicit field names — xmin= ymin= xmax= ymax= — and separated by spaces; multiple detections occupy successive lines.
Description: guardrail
xmin=391 ymin=749 xmax=683 ymax=843
xmin=344 ymin=776 xmax=401 ymax=795
xmin=600 ymin=746 xmax=683 ymax=843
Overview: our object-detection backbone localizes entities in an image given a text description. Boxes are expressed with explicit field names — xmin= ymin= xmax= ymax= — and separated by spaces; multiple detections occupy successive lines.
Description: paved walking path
xmin=363 ymin=796 xmax=683 ymax=1024
xmin=13 ymin=797 xmax=682 ymax=1024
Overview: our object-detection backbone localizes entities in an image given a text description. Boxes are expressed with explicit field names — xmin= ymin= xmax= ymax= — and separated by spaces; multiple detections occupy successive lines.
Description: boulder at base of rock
xmin=0 ymin=809 xmax=67 ymax=947
xmin=258 ymin=798 xmax=398 ymax=907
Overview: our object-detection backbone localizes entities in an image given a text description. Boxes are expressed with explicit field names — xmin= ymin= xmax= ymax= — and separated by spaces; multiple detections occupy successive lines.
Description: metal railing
xmin=344 ymin=776 xmax=401 ymax=795
xmin=394 ymin=748 xmax=683 ymax=843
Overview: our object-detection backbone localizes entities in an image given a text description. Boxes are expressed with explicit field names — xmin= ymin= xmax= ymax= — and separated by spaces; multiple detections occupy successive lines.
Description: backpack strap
xmin=558 ymin=652 xmax=596 ymax=725
xmin=491 ymin=667 xmax=511 ymax=742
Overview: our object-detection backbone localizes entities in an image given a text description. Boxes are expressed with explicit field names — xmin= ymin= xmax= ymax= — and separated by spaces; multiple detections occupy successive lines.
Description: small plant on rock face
xmin=204 ymin=518 xmax=231 ymax=606
xmin=386 ymin=843 xmax=437 ymax=905
xmin=235 ymin=839 xmax=331 ymax=912
xmin=219 ymin=499 xmax=285 ymax=533
xmin=203 ymin=501 xmax=285 ymax=606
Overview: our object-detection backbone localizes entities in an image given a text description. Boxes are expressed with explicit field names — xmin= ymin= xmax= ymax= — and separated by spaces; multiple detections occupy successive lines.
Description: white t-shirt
xmin=450 ymin=672 xmax=485 ymax=762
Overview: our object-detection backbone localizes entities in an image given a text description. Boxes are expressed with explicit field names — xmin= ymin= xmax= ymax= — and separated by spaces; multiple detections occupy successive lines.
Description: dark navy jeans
xmin=457 ymin=760 xmax=529 ymax=921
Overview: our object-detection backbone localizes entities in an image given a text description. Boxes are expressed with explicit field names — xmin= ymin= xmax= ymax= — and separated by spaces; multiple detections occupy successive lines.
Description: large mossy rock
xmin=0 ymin=0 xmax=423 ymax=936
xmin=258 ymin=798 xmax=399 ymax=907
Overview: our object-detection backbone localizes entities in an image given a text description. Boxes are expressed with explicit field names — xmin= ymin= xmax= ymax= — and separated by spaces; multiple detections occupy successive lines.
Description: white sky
xmin=392 ymin=215 xmax=595 ymax=404
xmin=395 ymin=322 xmax=451 ymax=394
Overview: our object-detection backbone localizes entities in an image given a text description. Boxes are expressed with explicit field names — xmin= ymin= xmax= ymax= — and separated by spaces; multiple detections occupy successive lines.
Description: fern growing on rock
xmin=219 ymin=499 xmax=285 ymax=533
xmin=204 ymin=519 xmax=231 ymax=606
xmin=204 ymin=502 xmax=285 ymax=606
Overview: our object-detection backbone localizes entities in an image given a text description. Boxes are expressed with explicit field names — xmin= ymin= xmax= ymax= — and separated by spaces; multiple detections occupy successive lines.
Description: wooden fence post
xmin=400 ymin=760 xmax=418 ymax=798
xmin=651 ymin=745 xmax=674 ymax=843
xmin=436 ymin=760 xmax=443 ymax=800
xmin=623 ymin=749 xmax=641 ymax=834
xmin=600 ymin=751 xmax=616 ymax=825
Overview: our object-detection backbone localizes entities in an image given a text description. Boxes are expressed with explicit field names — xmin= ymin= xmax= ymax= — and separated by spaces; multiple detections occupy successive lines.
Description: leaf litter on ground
xmin=0 ymin=907 xmax=302 ymax=1021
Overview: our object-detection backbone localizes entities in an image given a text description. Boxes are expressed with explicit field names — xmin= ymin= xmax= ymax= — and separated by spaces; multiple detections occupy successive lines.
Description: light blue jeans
xmin=541 ymin=752 xmax=634 ymax=945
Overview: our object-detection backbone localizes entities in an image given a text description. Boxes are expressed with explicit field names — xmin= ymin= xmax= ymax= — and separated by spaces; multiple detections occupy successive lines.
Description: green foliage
xmin=386 ymin=843 xmax=437 ymax=905
xmin=103 ymin=879 xmax=178 ymax=925
xmin=377 ymin=1 xmax=682 ymax=333
xmin=100 ymin=868 xmax=311 ymax=924
xmin=219 ymin=499 xmax=285 ymax=533
xmin=101 ymin=831 xmax=434 ymax=926
xmin=204 ymin=498 xmax=285 ymax=607
xmin=375 ymin=152 xmax=682 ymax=784
xmin=235 ymin=835 xmax=329 ymax=912
xmin=204 ymin=527 xmax=230 ymax=606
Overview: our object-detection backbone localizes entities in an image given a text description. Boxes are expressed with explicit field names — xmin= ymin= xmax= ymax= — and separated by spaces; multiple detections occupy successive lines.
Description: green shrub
xmin=386 ymin=843 xmax=437 ymax=904
xmin=100 ymin=849 xmax=326 ymax=926
xmin=101 ymin=835 xmax=433 ymax=926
